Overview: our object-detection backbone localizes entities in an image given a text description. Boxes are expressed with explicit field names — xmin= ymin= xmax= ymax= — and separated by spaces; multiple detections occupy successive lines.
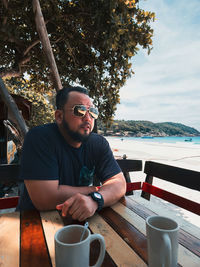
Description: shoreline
xmin=105 ymin=136 xmax=200 ymax=171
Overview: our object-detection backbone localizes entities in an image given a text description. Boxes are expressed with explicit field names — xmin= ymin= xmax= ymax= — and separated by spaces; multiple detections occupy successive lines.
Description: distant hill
xmin=98 ymin=120 xmax=200 ymax=137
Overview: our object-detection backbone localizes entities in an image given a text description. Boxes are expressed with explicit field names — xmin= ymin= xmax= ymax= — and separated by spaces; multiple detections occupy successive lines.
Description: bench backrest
xmin=143 ymin=161 xmax=200 ymax=191
xmin=116 ymin=159 xmax=142 ymax=181
xmin=116 ymin=159 xmax=142 ymax=195
xmin=0 ymin=164 xmax=21 ymax=209
xmin=93 ymin=159 xmax=142 ymax=195
xmin=141 ymin=161 xmax=200 ymax=215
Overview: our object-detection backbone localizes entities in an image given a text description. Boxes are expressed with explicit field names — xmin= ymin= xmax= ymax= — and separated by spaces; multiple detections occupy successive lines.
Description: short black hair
xmin=56 ymin=86 xmax=89 ymax=110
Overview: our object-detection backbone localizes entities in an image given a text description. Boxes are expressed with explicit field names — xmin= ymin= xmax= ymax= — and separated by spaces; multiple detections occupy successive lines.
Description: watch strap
xmin=88 ymin=192 xmax=104 ymax=212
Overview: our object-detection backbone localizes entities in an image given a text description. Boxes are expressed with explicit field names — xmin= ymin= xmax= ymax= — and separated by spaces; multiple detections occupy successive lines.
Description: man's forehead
xmin=67 ymin=91 xmax=92 ymax=105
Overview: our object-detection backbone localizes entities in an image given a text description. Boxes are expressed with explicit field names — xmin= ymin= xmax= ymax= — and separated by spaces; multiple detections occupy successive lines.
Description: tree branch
xmin=32 ymin=0 xmax=62 ymax=91
xmin=0 ymin=69 xmax=22 ymax=79
xmin=2 ymin=0 xmax=8 ymax=8
xmin=23 ymin=39 xmax=40 ymax=56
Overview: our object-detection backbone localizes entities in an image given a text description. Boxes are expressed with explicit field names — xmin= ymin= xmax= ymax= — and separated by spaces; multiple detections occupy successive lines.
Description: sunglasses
xmin=70 ymin=105 xmax=99 ymax=119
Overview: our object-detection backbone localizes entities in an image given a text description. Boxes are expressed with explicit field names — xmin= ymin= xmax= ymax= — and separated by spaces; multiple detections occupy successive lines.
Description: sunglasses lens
xmin=89 ymin=107 xmax=99 ymax=119
xmin=74 ymin=105 xmax=87 ymax=117
xmin=73 ymin=105 xmax=98 ymax=119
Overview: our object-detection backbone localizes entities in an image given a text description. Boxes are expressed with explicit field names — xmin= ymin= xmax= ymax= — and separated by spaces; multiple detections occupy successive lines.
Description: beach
xmin=106 ymin=136 xmax=200 ymax=235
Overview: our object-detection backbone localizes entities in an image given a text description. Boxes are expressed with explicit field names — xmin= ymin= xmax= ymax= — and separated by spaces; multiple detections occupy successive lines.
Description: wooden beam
xmin=144 ymin=161 xmax=200 ymax=191
xmin=0 ymin=78 xmax=28 ymax=138
xmin=142 ymin=182 xmax=200 ymax=216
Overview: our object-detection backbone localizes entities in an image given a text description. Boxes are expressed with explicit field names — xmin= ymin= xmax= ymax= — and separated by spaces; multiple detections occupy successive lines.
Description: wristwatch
xmin=88 ymin=192 xmax=104 ymax=212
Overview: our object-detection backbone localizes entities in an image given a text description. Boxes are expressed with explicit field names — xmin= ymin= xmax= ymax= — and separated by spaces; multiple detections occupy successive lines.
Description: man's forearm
xmin=25 ymin=180 xmax=97 ymax=211
xmin=57 ymin=184 xmax=97 ymax=202
xmin=97 ymin=173 xmax=126 ymax=207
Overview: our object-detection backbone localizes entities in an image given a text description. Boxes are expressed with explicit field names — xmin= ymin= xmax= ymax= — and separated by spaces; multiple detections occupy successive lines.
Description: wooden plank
xmin=40 ymin=211 xmax=64 ymax=267
xmin=55 ymin=212 xmax=117 ymax=267
xmin=120 ymin=197 xmax=200 ymax=266
xmin=121 ymin=197 xmax=200 ymax=256
xmin=144 ymin=161 xmax=200 ymax=191
xmin=116 ymin=159 xmax=142 ymax=172
xmin=126 ymin=182 xmax=142 ymax=192
xmin=41 ymin=212 xmax=116 ymax=267
xmin=88 ymin=212 xmax=147 ymax=267
xmin=0 ymin=196 xmax=19 ymax=209
xmin=117 ymin=159 xmax=142 ymax=195
xmin=20 ymin=210 xmax=52 ymax=267
xmin=141 ymin=174 xmax=153 ymax=200
xmin=0 ymin=212 xmax=20 ymax=267
xmin=100 ymin=207 xmax=148 ymax=264
xmin=88 ymin=239 xmax=117 ymax=267
xmin=122 ymin=196 xmax=200 ymax=239
xmin=142 ymin=182 xmax=200 ymax=215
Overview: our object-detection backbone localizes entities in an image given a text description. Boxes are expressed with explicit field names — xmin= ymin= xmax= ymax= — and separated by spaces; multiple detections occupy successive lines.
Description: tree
xmin=5 ymin=77 xmax=55 ymax=128
xmin=0 ymin=0 xmax=155 ymax=123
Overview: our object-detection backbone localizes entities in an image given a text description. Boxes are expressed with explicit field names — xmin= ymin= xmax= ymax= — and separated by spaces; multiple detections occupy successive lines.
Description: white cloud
xmin=115 ymin=0 xmax=200 ymax=131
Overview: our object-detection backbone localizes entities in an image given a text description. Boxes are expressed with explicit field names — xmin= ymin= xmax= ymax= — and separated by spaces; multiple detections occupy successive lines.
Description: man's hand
xmin=56 ymin=193 xmax=98 ymax=221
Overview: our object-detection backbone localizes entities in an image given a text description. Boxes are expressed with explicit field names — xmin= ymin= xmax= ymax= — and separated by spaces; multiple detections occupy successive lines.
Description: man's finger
xmin=56 ymin=204 xmax=63 ymax=210
xmin=60 ymin=196 xmax=75 ymax=216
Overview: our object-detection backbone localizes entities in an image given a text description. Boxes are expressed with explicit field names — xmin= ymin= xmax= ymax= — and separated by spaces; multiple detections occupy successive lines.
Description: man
xmin=18 ymin=86 xmax=126 ymax=221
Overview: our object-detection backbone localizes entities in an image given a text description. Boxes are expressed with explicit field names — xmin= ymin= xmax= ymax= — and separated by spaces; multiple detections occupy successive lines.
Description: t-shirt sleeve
xmin=94 ymin=137 xmax=121 ymax=182
xmin=20 ymin=127 xmax=59 ymax=180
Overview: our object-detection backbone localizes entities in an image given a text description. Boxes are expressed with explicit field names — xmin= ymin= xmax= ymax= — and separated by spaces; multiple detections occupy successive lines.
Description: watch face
xmin=94 ymin=192 xmax=102 ymax=199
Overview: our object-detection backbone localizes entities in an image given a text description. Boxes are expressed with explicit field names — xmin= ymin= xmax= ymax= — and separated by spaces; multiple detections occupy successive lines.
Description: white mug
xmin=146 ymin=215 xmax=179 ymax=267
xmin=54 ymin=224 xmax=105 ymax=267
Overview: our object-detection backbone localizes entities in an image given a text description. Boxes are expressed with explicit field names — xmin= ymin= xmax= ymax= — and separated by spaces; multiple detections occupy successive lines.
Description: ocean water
xmin=108 ymin=136 xmax=200 ymax=145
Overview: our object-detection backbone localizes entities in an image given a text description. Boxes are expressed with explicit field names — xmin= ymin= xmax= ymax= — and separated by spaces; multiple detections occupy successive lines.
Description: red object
xmin=126 ymin=182 xmax=142 ymax=192
xmin=142 ymin=182 xmax=200 ymax=216
xmin=0 ymin=196 xmax=19 ymax=209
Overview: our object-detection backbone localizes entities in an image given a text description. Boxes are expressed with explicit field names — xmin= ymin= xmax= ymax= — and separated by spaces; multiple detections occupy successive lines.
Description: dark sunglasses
xmin=71 ymin=105 xmax=99 ymax=119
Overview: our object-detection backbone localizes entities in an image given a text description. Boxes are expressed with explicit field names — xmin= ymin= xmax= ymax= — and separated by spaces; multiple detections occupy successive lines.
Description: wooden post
xmin=32 ymin=0 xmax=62 ymax=92
xmin=141 ymin=174 xmax=153 ymax=200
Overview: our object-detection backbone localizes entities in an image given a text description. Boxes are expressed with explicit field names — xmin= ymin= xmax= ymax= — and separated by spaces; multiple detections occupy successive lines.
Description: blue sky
xmin=115 ymin=0 xmax=200 ymax=131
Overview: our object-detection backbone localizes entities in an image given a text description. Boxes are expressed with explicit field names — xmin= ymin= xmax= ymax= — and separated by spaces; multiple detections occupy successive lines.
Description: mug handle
xmin=89 ymin=233 xmax=105 ymax=267
xmin=162 ymin=233 xmax=172 ymax=267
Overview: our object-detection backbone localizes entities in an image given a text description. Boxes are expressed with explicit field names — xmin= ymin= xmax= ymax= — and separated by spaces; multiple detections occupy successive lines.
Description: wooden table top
xmin=0 ymin=196 xmax=200 ymax=267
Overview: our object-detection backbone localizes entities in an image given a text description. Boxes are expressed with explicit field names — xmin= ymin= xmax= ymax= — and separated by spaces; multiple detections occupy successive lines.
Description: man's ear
xmin=55 ymin=110 xmax=63 ymax=124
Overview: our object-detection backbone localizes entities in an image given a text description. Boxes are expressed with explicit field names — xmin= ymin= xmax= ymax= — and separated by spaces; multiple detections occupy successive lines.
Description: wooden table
xmin=0 ymin=196 xmax=200 ymax=267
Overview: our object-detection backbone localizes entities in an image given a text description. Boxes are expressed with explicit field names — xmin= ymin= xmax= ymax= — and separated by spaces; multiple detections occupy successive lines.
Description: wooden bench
xmin=116 ymin=159 xmax=142 ymax=195
xmin=140 ymin=161 xmax=200 ymax=215
xmin=93 ymin=158 xmax=143 ymax=196
xmin=0 ymin=164 xmax=21 ymax=209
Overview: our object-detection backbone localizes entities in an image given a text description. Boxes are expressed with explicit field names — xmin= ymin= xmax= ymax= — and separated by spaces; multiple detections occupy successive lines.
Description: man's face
xmin=59 ymin=91 xmax=95 ymax=142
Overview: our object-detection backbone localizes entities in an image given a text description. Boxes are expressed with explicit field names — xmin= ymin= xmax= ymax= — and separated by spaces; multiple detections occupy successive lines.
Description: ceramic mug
xmin=146 ymin=215 xmax=179 ymax=267
xmin=54 ymin=224 xmax=105 ymax=267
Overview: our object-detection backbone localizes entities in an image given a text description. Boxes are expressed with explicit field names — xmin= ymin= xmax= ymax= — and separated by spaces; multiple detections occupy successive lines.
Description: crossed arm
xmin=25 ymin=172 xmax=126 ymax=221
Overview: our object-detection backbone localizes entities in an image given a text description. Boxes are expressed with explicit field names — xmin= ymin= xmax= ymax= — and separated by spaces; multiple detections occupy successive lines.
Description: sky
xmin=114 ymin=0 xmax=200 ymax=131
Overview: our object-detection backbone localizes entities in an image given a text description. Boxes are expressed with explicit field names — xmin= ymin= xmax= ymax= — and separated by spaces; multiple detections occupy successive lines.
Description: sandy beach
xmin=106 ymin=137 xmax=200 ymax=235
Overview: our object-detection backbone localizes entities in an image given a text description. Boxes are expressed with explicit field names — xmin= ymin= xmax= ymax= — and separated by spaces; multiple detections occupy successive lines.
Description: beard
xmin=62 ymin=118 xmax=91 ymax=143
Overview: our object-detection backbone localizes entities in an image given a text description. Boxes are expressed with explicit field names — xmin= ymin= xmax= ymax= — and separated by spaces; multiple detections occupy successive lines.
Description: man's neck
xmin=58 ymin=125 xmax=82 ymax=148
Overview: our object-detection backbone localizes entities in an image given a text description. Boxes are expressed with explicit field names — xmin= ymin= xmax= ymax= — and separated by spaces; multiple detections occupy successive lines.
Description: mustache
xmin=80 ymin=122 xmax=91 ymax=129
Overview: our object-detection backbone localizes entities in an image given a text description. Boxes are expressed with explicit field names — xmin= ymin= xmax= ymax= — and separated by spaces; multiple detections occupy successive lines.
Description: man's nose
xmin=82 ymin=110 xmax=93 ymax=121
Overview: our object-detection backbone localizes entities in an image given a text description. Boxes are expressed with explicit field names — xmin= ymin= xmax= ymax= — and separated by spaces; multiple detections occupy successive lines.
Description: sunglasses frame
xmin=71 ymin=105 xmax=99 ymax=119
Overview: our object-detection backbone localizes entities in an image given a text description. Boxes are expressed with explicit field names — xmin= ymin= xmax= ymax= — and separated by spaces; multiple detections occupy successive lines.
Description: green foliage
xmin=0 ymin=0 xmax=155 ymax=123
xmin=5 ymin=78 xmax=55 ymax=128
xmin=98 ymin=120 xmax=200 ymax=136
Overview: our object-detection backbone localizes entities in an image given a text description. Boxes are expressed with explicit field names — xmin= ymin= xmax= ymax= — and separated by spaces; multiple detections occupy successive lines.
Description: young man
xmin=18 ymin=86 xmax=126 ymax=221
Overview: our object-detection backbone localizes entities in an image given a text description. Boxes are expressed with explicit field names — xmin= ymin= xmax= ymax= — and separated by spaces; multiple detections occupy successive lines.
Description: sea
xmin=107 ymin=136 xmax=200 ymax=145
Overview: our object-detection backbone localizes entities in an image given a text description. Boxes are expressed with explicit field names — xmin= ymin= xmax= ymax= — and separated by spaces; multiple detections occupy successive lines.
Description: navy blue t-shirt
xmin=18 ymin=123 xmax=121 ymax=210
